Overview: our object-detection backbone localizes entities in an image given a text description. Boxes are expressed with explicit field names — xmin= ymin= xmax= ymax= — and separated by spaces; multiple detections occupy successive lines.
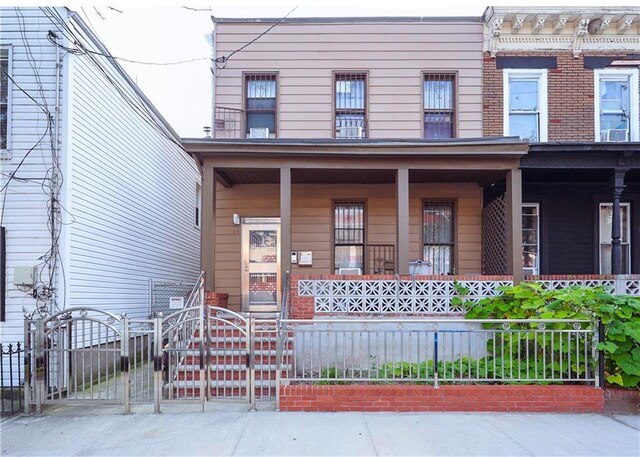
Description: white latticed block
xmin=298 ymin=280 xmax=314 ymax=296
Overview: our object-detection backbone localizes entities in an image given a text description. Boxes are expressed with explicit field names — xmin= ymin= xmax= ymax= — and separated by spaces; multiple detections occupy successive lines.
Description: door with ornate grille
xmin=241 ymin=218 xmax=281 ymax=312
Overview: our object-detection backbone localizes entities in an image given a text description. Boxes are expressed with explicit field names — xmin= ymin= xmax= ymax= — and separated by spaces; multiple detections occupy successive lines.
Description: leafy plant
xmin=465 ymin=283 xmax=640 ymax=388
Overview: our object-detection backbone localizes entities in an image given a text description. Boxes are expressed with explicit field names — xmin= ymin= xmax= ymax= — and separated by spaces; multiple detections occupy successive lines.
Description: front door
xmin=241 ymin=219 xmax=280 ymax=312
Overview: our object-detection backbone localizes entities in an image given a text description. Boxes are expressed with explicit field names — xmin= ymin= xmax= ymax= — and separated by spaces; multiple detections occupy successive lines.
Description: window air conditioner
xmin=338 ymin=267 xmax=362 ymax=275
xmin=336 ymin=126 xmax=364 ymax=139
xmin=603 ymin=129 xmax=629 ymax=142
xmin=249 ymin=127 xmax=269 ymax=139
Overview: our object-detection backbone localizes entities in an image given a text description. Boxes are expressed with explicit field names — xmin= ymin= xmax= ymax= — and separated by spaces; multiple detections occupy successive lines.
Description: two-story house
xmin=483 ymin=7 xmax=640 ymax=277
xmin=184 ymin=16 xmax=529 ymax=315
xmin=1 ymin=7 xmax=201 ymax=347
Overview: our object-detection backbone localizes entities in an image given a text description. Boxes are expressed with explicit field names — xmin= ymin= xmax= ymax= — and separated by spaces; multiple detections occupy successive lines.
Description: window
xmin=245 ymin=74 xmax=276 ymax=138
xmin=334 ymin=201 xmax=365 ymax=274
xmin=595 ymin=68 xmax=639 ymax=142
xmin=503 ymin=69 xmax=548 ymax=142
xmin=599 ymin=203 xmax=631 ymax=274
xmin=195 ymin=183 xmax=201 ymax=227
xmin=1 ymin=47 xmax=10 ymax=151
xmin=424 ymin=73 xmax=455 ymax=139
xmin=334 ymin=73 xmax=366 ymax=139
xmin=522 ymin=203 xmax=540 ymax=276
xmin=423 ymin=201 xmax=455 ymax=275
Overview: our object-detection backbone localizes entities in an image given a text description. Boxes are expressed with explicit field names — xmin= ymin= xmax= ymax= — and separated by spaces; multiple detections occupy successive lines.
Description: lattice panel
xmin=537 ymin=279 xmax=615 ymax=293
xmin=299 ymin=279 xmax=513 ymax=314
xmin=482 ymin=194 xmax=507 ymax=275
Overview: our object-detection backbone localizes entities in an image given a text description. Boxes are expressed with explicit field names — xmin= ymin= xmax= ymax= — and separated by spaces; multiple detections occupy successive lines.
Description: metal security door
xmin=241 ymin=219 xmax=281 ymax=312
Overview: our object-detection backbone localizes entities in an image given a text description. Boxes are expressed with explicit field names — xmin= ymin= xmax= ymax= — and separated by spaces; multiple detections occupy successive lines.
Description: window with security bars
xmin=1 ymin=48 xmax=9 ymax=150
xmin=245 ymin=74 xmax=276 ymax=138
xmin=424 ymin=74 xmax=455 ymax=139
xmin=334 ymin=201 xmax=365 ymax=274
xmin=334 ymin=73 xmax=366 ymax=139
xmin=423 ymin=201 xmax=455 ymax=275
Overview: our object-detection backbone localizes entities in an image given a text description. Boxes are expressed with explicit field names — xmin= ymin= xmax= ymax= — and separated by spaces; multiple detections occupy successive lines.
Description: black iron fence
xmin=1 ymin=342 xmax=23 ymax=416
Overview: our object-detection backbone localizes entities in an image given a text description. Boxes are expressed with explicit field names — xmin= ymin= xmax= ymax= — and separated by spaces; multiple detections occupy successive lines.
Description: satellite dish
xmin=587 ymin=18 xmax=603 ymax=34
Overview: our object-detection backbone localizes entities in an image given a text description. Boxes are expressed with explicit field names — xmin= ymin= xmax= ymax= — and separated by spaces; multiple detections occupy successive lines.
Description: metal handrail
xmin=280 ymin=318 xmax=593 ymax=325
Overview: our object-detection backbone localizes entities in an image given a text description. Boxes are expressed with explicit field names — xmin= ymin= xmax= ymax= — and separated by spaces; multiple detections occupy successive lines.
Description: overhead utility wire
xmin=214 ymin=6 xmax=298 ymax=70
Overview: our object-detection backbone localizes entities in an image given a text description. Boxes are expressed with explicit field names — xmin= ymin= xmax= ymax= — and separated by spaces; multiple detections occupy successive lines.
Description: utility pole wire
xmin=214 ymin=6 xmax=298 ymax=69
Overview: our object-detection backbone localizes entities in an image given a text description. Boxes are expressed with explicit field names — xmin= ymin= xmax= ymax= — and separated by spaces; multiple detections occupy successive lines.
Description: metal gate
xmin=24 ymin=307 xmax=124 ymax=414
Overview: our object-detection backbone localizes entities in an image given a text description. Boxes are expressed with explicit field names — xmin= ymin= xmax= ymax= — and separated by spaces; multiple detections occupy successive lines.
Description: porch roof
xmin=182 ymin=137 xmax=529 ymax=162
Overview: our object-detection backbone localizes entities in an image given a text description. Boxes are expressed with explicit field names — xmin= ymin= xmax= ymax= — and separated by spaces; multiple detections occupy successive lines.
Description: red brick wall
xmin=205 ymin=292 xmax=229 ymax=308
xmin=604 ymin=387 xmax=640 ymax=415
xmin=279 ymin=384 xmax=604 ymax=412
xmin=483 ymin=51 xmax=628 ymax=141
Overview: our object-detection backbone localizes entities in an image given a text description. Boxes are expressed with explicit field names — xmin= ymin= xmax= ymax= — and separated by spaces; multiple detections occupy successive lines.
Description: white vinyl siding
xmin=66 ymin=16 xmax=200 ymax=319
xmin=0 ymin=8 xmax=61 ymax=343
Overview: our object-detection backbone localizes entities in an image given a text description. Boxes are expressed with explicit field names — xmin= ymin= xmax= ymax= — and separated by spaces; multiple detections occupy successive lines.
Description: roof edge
xmin=211 ymin=16 xmax=483 ymax=24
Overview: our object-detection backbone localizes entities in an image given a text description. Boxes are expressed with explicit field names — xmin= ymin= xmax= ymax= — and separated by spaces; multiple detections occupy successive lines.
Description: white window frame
xmin=599 ymin=202 xmax=632 ymax=274
xmin=594 ymin=68 xmax=639 ymax=142
xmin=503 ymin=68 xmax=548 ymax=142
xmin=1 ymin=45 xmax=12 ymax=156
xmin=522 ymin=203 xmax=540 ymax=276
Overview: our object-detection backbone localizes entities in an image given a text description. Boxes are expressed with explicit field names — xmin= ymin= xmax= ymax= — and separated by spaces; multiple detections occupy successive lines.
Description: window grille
xmin=424 ymin=74 xmax=455 ymax=139
xmin=334 ymin=73 xmax=366 ymax=139
xmin=334 ymin=201 xmax=365 ymax=273
xmin=423 ymin=201 xmax=455 ymax=275
xmin=245 ymin=74 xmax=277 ymax=138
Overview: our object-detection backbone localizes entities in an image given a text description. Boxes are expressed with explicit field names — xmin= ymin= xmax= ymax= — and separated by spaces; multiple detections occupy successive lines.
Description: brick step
xmin=179 ymin=363 xmax=285 ymax=371
xmin=175 ymin=370 xmax=279 ymax=381
xmin=168 ymin=378 xmax=277 ymax=389
xmin=169 ymin=388 xmax=277 ymax=399
xmin=182 ymin=354 xmax=287 ymax=365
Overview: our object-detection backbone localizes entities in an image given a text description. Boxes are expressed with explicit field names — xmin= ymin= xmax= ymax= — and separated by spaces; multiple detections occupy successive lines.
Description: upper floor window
xmin=503 ymin=69 xmax=548 ymax=142
xmin=595 ymin=68 xmax=639 ymax=142
xmin=245 ymin=74 xmax=276 ymax=138
xmin=424 ymin=73 xmax=455 ymax=139
xmin=334 ymin=73 xmax=367 ymax=139
xmin=1 ymin=47 xmax=10 ymax=151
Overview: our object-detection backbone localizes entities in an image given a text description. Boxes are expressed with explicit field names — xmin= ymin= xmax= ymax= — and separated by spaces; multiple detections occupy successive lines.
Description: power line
xmin=214 ymin=6 xmax=298 ymax=70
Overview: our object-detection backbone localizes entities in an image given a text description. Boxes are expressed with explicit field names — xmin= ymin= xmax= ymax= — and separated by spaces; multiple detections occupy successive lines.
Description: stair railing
xmin=275 ymin=271 xmax=291 ymax=409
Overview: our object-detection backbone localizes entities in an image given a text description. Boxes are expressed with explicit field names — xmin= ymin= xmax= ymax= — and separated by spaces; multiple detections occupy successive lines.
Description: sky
xmin=4 ymin=0 xmax=639 ymax=137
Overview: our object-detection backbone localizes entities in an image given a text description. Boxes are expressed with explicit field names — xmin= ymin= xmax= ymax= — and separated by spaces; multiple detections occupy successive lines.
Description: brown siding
xmin=214 ymin=182 xmax=482 ymax=308
xmin=483 ymin=51 xmax=631 ymax=141
xmin=215 ymin=21 xmax=483 ymax=139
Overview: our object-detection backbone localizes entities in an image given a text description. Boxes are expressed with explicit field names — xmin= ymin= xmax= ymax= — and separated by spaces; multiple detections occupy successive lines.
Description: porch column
xmin=397 ymin=168 xmax=410 ymax=275
xmin=202 ymin=163 xmax=216 ymax=290
xmin=610 ymin=168 xmax=627 ymax=275
xmin=505 ymin=168 xmax=524 ymax=283
xmin=280 ymin=167 xmax=292 ymax=280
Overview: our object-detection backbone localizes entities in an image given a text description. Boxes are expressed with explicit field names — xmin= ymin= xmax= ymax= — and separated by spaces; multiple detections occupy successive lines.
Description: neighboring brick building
xmin=482 ymin=7 xmax=640 ymax=276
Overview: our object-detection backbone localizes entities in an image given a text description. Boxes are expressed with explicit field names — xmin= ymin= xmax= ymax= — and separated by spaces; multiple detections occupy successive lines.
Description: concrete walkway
xmin=1 ymin=404 xmax=638 ymax=456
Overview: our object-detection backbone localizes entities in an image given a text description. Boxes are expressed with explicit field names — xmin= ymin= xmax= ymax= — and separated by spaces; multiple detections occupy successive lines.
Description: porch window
xmin=245 ymin=74 xmax=277 ymax=138
xmin=1 ymin=47 xmax=10 ymax=151
xmin=599 ymin=202 xmax=631 ymax=274
xmin=334 ymin=201 xmax=365 ymax=274
xmin=522 ymin=203 xmax=540 ymax=276
xmin=503 ymin=69 xmax=548 ymax=142
xmin=334 ymin=73 xmax=366 ymax=139
xmin=424 ymin=73 xmax=455 ymax=139
xmin=423 ymin=201 xmax=455 ymax=275
xmin=595 ymin=69 xmax=639 ymax=142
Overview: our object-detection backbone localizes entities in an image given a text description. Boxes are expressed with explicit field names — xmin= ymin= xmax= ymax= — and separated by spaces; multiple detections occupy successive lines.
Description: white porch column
xmin=280 ymin=167 xmax=292 ymax=280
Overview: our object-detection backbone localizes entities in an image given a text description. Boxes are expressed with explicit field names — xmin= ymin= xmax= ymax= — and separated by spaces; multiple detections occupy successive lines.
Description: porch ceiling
xmin=215 ymin=168 xmax=509 ymax=186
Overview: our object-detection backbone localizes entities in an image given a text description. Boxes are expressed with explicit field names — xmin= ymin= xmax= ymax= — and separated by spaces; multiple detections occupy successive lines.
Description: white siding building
xmin=0 ymin=7 xmax=201 ymax=345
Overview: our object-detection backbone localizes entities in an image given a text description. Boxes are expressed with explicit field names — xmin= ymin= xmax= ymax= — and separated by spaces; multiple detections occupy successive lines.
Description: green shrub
xmin=464 ymin=283 xmax=640 ymax=388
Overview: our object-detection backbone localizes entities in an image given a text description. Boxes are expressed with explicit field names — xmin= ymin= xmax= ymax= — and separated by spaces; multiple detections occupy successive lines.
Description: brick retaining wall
xmin=604 ymin=388 xmax=640 ymax=415
xmin=279 ymin=385 xmax=605 ymax=413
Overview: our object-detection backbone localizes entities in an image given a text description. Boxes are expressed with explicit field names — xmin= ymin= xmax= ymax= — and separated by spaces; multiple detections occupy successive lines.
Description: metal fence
xmin=1 ymin=343 xmax=23 ymax=416
xmin=278 ymin=318 xmax=599 ymax=386
xmin=149 ymin=276 xmax=199 ymax=317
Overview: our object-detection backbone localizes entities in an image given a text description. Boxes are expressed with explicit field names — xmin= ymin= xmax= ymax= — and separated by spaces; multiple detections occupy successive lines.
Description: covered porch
xmin=184 ymin=138 xmax=528 ymax=313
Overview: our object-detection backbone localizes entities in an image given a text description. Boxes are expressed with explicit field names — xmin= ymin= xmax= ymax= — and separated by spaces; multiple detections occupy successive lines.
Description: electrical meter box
xmin=14 ymin=266 xmax=36 ymax=287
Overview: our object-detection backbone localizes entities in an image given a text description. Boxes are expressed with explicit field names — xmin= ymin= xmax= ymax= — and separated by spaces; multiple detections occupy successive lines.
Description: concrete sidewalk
xmin=1 ymin=404 xmax=638 ymax=456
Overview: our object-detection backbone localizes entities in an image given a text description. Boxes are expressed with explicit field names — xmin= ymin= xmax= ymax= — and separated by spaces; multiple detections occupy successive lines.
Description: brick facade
xmin=279 ymin=385 xmax=604 ymax=412
xmin=205 ymin=292 xmax=229 ymax=308
xmin=483 ymin=51 xmax=629 ymax=141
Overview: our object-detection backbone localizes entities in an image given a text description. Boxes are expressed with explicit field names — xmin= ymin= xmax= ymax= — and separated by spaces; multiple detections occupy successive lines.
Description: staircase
xmin=166 ymin=315 xmax=292 ymax=402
